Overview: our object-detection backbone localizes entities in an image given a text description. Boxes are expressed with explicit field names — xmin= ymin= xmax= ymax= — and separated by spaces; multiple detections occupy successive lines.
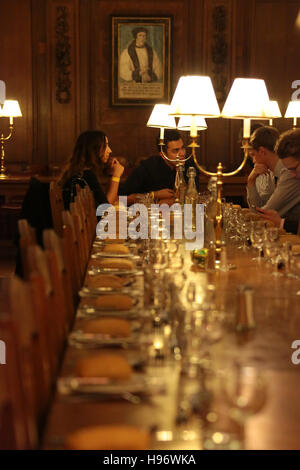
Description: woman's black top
xmin=62 ymin=169 xmax=108 ymax=210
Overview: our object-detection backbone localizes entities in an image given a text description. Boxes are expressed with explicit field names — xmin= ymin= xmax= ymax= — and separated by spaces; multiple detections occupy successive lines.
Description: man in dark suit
xmin=119 ymin=129 xmax=200 ymax=206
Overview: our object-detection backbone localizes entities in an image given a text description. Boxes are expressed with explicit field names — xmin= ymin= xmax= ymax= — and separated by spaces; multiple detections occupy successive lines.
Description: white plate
xmin=91 ymin=251 xmax=137 ymax=259
xmin=76 ymin=305 xmax=149 ymax=319
xmin=68 ymin=328 xmax=149 ymax=349
xmin=57 ymin=375 xmax=165 ymax=396
xmin=78 ymin=287 xmax=141 ymax=299
xmin=88 ymin=267 xmax=143 ymax=276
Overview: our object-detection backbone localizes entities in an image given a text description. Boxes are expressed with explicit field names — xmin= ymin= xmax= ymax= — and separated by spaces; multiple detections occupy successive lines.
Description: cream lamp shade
xmin=221 ymin=78 xmax=270 ymax=137
xmin=177 ymin=116 xmax=207 ymax=131
xmin=266 ymin=100 xmax=281 ymax=118
xmin=1 ymin=100 xmax=22 ymax=125
xmin=147 ymin=104 xmax=176 ymax=129
xmin=1 ymin=100 xmax=22 ymax=117
xmin=285 ymin=100 xmax=300 ymax=127
xmin=285 ymin=100 xmax=300 ymax=118
xmin=221 ymin=78 xmax=270 ymax=118
xmin=169 ymin=76 xmax=220 ymax=117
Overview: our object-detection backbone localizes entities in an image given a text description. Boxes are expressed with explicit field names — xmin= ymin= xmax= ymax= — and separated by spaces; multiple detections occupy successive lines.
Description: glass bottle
xmin=174 ymin=163 xmax=186 ymax=206
xmin=204 ymin=176 xmax=217 ymax=247
xmin=185 ymin=166 xmax=199 ymax=230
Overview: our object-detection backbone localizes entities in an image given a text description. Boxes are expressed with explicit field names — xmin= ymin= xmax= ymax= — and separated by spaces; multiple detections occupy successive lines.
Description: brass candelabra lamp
xmin=0 ymin=100 xmax=22 ymax=178
xmin=148 ymin=76 xmax=272 ymax=261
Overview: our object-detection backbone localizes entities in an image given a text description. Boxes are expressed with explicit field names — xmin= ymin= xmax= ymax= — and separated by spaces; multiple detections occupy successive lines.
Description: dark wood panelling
xmin=1 ymin=0 xmax=300 ymax=175
xmin=31 ymin=0 xmax=49 ymax=167
xmin=0 ymin=0 xmax=32 ymax=167
xmin=46 ymin=0 xmax=80 ymax=167
xmin=250 ymin=0 xmax=300 ymax=134
xmin=87 ymin=0 xmax=191 ymax=164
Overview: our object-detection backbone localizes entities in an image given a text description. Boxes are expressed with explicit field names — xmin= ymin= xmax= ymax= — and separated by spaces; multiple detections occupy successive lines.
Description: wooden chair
xmin=27 ymin=244 xmax=62 ymax=371
xmin=18 ymin=219 xmax=37 ymax=280
xmin=0 ymin=315 xmax=37 ymax=449
xmin=70 ymin=201 xmax=89 ymax=277
xmin=7 ymin=276 xmax=48 ymax=439
xmin=43 ymin=229 xmax=74 ymax=327
xmin=49 ymin=181 xmax=64 ymax=237
xmin=62 ymin=210 xmax=82 ymax=291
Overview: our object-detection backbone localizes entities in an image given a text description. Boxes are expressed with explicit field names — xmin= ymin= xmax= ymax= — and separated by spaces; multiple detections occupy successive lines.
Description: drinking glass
xmin=221 ymin=364 xmax=267 ymax=425
xmin=250 ymin=220 xmax=265 ymax=261
xmin=264 ymin=226 xmax=280 ymax=243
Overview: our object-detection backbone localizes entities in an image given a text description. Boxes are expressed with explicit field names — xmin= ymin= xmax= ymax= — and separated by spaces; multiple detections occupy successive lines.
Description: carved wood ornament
xmin=211 ymin=4 xmax=228 ymax=104
xmin=55 ymin=5 xmax=71 ymax=104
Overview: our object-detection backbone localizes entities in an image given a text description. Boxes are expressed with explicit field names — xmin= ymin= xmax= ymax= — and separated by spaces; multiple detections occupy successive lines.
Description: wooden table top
xmin=42 ymin=242 xmax=300 ymax=450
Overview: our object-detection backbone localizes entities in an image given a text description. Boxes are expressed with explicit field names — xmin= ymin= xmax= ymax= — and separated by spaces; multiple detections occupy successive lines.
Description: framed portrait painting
xmin=111 ymin=16 xmax=172 ymax=106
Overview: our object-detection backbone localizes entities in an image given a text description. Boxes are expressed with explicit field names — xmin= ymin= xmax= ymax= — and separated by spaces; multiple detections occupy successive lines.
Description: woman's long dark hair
xmin=58 ymin=130 xmax=107 ymax=186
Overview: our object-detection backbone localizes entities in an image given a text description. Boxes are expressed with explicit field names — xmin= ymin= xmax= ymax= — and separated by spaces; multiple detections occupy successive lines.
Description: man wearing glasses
xmin=255 ymin=128 xmax=300 ymax=233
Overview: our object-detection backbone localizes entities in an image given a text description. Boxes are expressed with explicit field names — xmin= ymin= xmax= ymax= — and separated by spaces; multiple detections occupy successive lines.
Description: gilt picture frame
xmin=111 ymin=16 xmax=172 ymax=106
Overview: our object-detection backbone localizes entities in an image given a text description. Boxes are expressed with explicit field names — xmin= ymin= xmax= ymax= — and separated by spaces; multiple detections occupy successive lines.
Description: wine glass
xmin=264 ymin=226 xmax=280 ymax=243
xmin=250 ymin=220 xmax=265 ymax=262
xmin=221 ymin=364 xmax=267 ymax=425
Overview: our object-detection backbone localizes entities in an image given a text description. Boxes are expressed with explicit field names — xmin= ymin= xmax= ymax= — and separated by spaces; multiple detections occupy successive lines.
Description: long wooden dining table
xmin=42 ymin=238 xmax=300 ymax=451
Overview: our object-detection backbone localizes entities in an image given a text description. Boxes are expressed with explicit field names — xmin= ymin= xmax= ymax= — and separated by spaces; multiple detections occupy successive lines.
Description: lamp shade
xmin=257 ymin=100 xmax=282 ymax=120
xmin=1 ymin=100 xmax=22 ymax=117
xmin=221 ymin=78 xmax=270 ymax=118
xmin=266 ymin=100 xmax=281 ymax=118
xmin=147 ymin=104 xmax=176 ymax=129
xmin=284 ymin=101 xmax=300 ymax=118
xmin=177 ymin=116 xmax=207 ymax=131
xmin=169 ymin=76 xmax=220 ymax=117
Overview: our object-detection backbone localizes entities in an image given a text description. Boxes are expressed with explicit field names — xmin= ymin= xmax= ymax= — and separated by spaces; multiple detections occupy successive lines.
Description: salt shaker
xmin=236 ymin=285 xmax=255 ymax=331
xmin=205 ymin=241 xmax=216 ymax=272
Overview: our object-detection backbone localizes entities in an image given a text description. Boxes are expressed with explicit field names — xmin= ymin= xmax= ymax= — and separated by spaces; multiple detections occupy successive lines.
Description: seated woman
xmin=58 ymin=130 xmax=124 ymax=209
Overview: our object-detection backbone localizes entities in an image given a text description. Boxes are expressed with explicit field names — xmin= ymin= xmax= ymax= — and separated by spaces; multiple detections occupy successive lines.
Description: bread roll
xmin=82 ymin=318 xmax=131 ymax=337
xmin=76 ymin=352 xmax=133 ymax=379
xmin=292 ymin=244 xmax=300 ymax=255
xmin=65 ymin=425 xmax=150 ymax=450
xmin=280 ymin=234 xmax=300 ymax=244
xmin=102 ymin=244 xmax=129 ymax=255
xmin=86 ymin=274 xmax=126 ymax=289
xmin=92 ymin=294 xmax=133 ymax=311
xmin=103 ymin=237 xmax=126 ymax=243
xmin=93 ymin=258 xmax=134 ymax=271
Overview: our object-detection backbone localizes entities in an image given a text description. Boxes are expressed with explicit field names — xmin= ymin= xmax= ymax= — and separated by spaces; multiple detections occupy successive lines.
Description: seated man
xmin=119 ymin=129 xmax=200 ymax=205
xmin=257 ymin=128 xmax=300 ymax=233
xmin=247 ymin=126 xmax=300 ymax=228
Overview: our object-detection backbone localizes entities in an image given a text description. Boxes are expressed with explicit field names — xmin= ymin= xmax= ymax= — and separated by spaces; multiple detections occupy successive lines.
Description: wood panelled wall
xmin=0 ymin=0 xmax=300 ymax=173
